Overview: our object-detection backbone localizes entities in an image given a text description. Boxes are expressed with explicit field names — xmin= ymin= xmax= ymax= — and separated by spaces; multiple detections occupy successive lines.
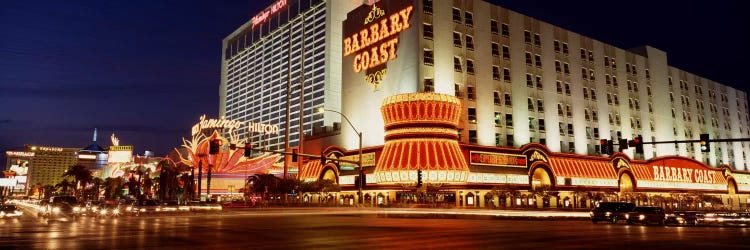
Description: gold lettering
xmin=359 ymin=29 xmax=370 ymax=48
xmin=370 ymin=25 xmax=380 ymax=44
xmin=351 ymin=35 xmax=360 ymax=53
xmin=369 ymin=47 xmax=380 ymax=68
xmin=399 ymin=6 xmax=413 ymax=30
xmin=379 ymin=42 xmax=388 ymax=62
xmin=344 ymin=38 xmax=351 ymax=56
xmin=353 ymin=54 xmax=362 ymax=72
xmin=379 ymin=19 xmax=390 ymax=39
xmin=387 ymin=38 xmax=398 ymax=60
xmin=653 ymin=166 xmax=660 ymax=180
xmin=389 ymin=13 xmax=402 ymax=34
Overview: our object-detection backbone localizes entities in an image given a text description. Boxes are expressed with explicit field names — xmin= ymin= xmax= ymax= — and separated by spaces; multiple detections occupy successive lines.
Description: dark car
xmin=126 ymin=200 xmax=161 ymax=215
xmin=41 ymin=196 xmax=83 ymax=219
xmin=590 ymin=202 xmax=636 ymax=224
xmin=625 ymin=206 xmax=666 ymax=225
xmin=222 ymin=200 xmax=250 ymax=208
xmin=665 ymin=211 xmax=701 ymax=226
xmin=0 ymin=204 xmax=23 ymax=218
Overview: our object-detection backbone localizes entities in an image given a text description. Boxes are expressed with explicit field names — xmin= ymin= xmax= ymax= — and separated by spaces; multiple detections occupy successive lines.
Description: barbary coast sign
xmin=343 ymin=1 xmax=414 ymax=90
xmin=649 ymin=158 xmax=721 ymax=184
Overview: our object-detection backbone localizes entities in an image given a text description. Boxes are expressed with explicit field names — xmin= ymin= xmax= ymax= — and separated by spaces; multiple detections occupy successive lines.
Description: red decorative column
xmin=376 ymin=93 xmax=469 ymax=184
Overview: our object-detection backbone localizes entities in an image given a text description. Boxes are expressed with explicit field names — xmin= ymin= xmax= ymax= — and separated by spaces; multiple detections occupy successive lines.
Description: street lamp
xmin=317 ymin=106 xmax=363 ymax=204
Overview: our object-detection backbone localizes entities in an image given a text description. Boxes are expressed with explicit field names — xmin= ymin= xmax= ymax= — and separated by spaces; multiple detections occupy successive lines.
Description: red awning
xmin=548 ymin=157 xmax=617 ymax=179
xmin=299 ymin=160 xmax=323 ymax=181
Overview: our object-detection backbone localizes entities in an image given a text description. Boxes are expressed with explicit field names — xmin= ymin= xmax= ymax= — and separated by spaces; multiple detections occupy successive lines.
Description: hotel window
xmin=581 ymin=68 xmax=588 ymax=80
xmin=556 ymin=81 xmax=563 ymax=94
xmin=464 ymin=12 xmax=473 ymax=27
xmin=591 ymin=91 xmax=597 ymax=101
xmin=495 ymin=133 xmax=501 ymax=146
xmin=537 ymin=99 xmax=544 ymax=112
xmin=645 ymin=69 xmax=650 ymax=78
xmin=455 ymin=83 xmax=461 ymax=97
xmin=557 ymin=104 xmax=564 ymax=116
xmin=492 ymin=66 xmax=500 ymax=80
xmin=607 ymin=93 xmax=612 ymax=105
xmin=453 ymin=32 xmax=462 ymax=47
xmin=534 ymin=54 xmax=542 ymax=68
xmin=626 ymin=64 xmax=631 ymax=73
xmin=671 ymin=108 xmax=676 ymax=118
xmin=490 ymin=20 xmax=499 ymax=34
xmin=466 ymin=35 xmax=474 ymax=50
xmin=526 ymin=74 xmax=534 ymax=87
xmin=604 ymin=56 xmax=610 ymax=66
xmin=559 ymin=122 xmax=565 ymax=135
xmin=648 ymin=103 xmax=653 ymax=112
xmin=501 ymin=23 xmax=509 ymax=36
xmin=566 ymin=105 xmax=572 ymax=117
xmin=627 ymin=80 xmax=632 ymax=91
xmin=533 ymin=33 xmax=541 ymax=46
xmin=569 ymin=142 xmax=575 ymax=152
xmin=424 ymin=78 xmax=434 ymax=92
xmin=614 ymin=94 xmax=619 ymax=105
xmin=629 ymin=98 xmax=634 ymax=109
xmin=605 ymin=75 xmax=611 ymax=85
xmin=592 ymin=111 xmax=598 ymax=121
xmin=563 ymin=63 xmax=570 ymax=74
xmin=467 ymin=86 xmax=475 ymax=100
xmin=555 ymin=61 xmax=561 ymax=73
xmin=469 ymin=130 xmax=477 ymax=143
xmin=423 ymin=23 xmax=433 ymax=40
xmin=554 ymin=40 xmax=561 ymax=52
xmin=524 ymin=30 xmax=531 ymax=44
xmin=583 ymin=87 xmax=589 ymax=99
xmin=503 ymin=68 xmax=511 ymax=82
xmin=528 ymin=98 xmax=534 ymax=111
xmin=504 ymin=93 xmax=512 ymax=106
xmin=633 ymin=82 xmax=639 ymax=92
xmin=539 ymin=118 xmax=546 ymax=131
xmin=492 ymin=43 xmax=500 ymax=57
xmin=506 ymin=114 xmax=513 ymax=127
xmin=452 ymin=8 xmax=461 ymax=23
xmin=466 ymin=59 xmax=475 ymax=74
xmin=468 ymin=108 xmax=477 ymax=123
xmin=565 ymin=83 xmax=571 ymax=95
xmin=588 ymin=50 xmax=593 ymax=61
xmin=494 ymin=112 xmax=501 ymax=126
xmin=609 ymin=114 xmax=614 ymax=124
xmin=580 ymin=48 xmax=586 ymax=60
xmin=669 ymin=92 xmax=674 ymax=102
xmin=529 ymin=117 xmax=535 ymax=130
xmin=536 ymin=75 xmax=543 ymax=89
xmin=593 ymin=128 xmax=599 ymax=138
xmin=423 ymin=49 xmax=434 ymax=65
xmin=589 ymin=69 xmax=595 ymax=80
xmin=502 ymin=46 xmax=510 ymax=60
xmin=423 ymin=0 xmax=433 ymax=14
xmin=612 ymin=76 xmax=618 ymax=88
xmin=585 ymin=109 xmax=590 ymax=120
xmin=562 ymin=43 xmax=569 ymax=55
xmin=567 ymin=124 xmax=574 ymax=135
xmin=454 ymin=57 xmax=462 ymax=72
xmin=525 ymin=52 xmax=533 ymax=65
xmin=506 ymin=134 xmax=513 ymax=147
xmin=494 ymin=92 xmax=501 ymax=105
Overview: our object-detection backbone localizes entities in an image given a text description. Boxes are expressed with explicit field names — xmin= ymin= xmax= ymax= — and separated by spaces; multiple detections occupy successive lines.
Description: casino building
xmin=221 ymin=0 xmax=750 ymax=208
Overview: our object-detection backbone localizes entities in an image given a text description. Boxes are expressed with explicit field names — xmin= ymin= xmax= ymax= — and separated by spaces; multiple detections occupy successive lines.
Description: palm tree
xmin=63 ymin=164 xmax=92 ymax=199
xmin=42 ymin=184 xmax=56 ymax=200
xmin=103 ymin=177 xmax=124 ymax=200
xmin=55 ymin=179 xmax=75 ymax=195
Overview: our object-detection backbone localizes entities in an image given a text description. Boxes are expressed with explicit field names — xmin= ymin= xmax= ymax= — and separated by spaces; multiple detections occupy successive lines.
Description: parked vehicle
xmin=590 ymin=202 xmax=636 ymax=224
xmin=625 ymin=206 xmax=666 ymax=225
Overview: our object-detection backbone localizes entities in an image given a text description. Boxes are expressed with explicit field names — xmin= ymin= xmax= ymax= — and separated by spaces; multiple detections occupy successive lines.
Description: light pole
xmin=317 ymin=107 xmax=363 ymax=204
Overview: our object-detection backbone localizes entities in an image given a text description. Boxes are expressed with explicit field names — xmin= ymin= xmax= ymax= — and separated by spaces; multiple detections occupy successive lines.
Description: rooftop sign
xmin=251 ymin=0 xmax=288 ymax=30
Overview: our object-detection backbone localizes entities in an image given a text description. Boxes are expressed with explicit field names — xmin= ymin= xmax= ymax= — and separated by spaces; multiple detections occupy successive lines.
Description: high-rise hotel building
xmin=221 ymin=0 xmax=750 ymax=170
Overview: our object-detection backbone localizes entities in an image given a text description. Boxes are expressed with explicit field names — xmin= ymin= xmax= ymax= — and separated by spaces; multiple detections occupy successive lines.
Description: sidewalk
xmin=222 ymin=207 xmax=591 ymax=220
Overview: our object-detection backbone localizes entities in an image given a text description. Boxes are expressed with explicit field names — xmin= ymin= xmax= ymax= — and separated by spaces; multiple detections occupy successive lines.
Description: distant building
xmin=14 ymin=145 xmax=79 ymax=188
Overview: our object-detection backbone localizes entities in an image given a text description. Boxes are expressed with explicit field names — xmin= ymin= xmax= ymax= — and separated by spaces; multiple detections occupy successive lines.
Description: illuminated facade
xmin=331 ymin=0 xmax=750 ymax=170
xmin=16 ymin=145 xmax=79 ymax=188
xmin=220 ymin=0 xmax=361 ymax=150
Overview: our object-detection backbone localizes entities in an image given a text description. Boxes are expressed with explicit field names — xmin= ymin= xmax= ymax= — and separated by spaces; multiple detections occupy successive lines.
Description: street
xmin=1 ymin=207 xmax=749 ymax=249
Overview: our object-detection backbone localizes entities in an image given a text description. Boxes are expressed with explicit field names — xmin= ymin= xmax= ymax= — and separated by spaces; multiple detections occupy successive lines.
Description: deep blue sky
xmin=1 ymin=0 xmax=748 ymax=161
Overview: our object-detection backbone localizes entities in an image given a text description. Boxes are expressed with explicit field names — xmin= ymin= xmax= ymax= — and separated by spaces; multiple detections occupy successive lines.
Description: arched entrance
xmin=728 ymin=179 xmax=738 ymax=195
xmin=619 ymin=173 xmax=634 ymax=193
xmin=321 ymin=167 xmax=337 ymax=184
xmin=531 ymin=167 xmax=552 ymax=189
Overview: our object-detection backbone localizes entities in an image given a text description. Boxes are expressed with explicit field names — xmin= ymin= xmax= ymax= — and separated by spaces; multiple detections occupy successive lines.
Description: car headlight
xmin=625 ymin=214 xmax=630 ymax=219
xmin=53 ymin=207 xmax=61 ymax=213
xmin=605 ymin=212 xmax=612 ymax=216
xmin=639 ymin=215 xmax=645 ymax=220
xmin=156 ymin=208 xmax=161 ymax=212
xmin=73 ymin=206 xmax=81 ymax=212
xmin=589 ymin=212 xmax=594 ymax=217
xmin=92 ymin=207 xmax=99 ymax=212
xmin=100 ymin=209 xmax=108 ymax=215
xmin=0 ymin=211 xmax=5 ymax=216
xmin=139 ymin=208 xmax=146 ymax=212
xmin=112 ymin=209 xmax=120 ymax=215
xmin=126 ymin=206 xmax=133 ymax=211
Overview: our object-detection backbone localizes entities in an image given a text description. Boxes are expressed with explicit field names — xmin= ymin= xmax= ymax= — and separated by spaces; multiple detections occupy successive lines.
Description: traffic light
xmin=416 ymin=169 xmax=423 ymax=188
xmin=619 ymin=139 xmax=629 ymax=152
xmin=209 ymin=139 xmax=220 ymax=154
xmin=244 ymin=144 xmax=252 ymax=157
xmin=360 ymin=170 xmax=367 ymax=188
xmin=700 ymin=133 xmax=710 ymax=152
xmin=354 ymin=175 xmax=360 ymax=189
xmin=600 ymin=139 xmax=614 ymax=155
xmin=291 ymin=149 xmax=298 ymax=162
xmin=632 ymin=135 xmax=644 ymax=154
xmin=229 ymin=143 xmax=236 ymax=150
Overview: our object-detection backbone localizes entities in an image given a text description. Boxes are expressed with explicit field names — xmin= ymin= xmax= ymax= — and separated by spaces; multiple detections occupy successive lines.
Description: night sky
xmin=1 ymin=0 xmax=748 ymax=162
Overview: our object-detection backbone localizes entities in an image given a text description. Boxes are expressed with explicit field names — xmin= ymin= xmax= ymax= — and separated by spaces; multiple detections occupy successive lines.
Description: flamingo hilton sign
xmin=191 ymin=114 xmax=280 ymax=136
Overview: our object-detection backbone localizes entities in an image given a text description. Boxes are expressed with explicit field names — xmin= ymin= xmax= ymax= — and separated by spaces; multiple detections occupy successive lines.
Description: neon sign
xmin=248 ymin=122 xmax=280 ymax=135
xmin=6 ymin=151 xmax=34 ymax=157
xmin=191 ymin=114 xmax=244 ymax=136
xmin=652 ymin=165 xmax=718 ymax=184
xmin=469 ymin=151 xmax=527 ymax=168
xmin=251 ymin=0 xmax=287 ymax=29
xmin=343 ymin=3 xmax=414 ymax=89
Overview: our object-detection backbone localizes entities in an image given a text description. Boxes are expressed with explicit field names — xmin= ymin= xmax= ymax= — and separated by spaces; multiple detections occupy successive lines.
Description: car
xmin=40 ymin=196 xmax=84 ymax=220
xmin=222 ymin=200 xmax=250 ymax=208
xmin=0 ymin=204 xmax=23 ymax=218
xmin=590 ymin=202 xmax=636 ymax=224
xmin=126 ymin=200 xmax=161 ymax=215
xmin=625 ymin=206 xmax=666 ymax=225
xmin=665 ymin=211 xmax=701 ymax=226
xmin=95 ymin=204 xmax=122 ymax=218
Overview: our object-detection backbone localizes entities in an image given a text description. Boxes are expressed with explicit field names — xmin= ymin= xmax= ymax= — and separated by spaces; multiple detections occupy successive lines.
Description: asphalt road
xmin=1 ymin=207 xmax=748 ymax=249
